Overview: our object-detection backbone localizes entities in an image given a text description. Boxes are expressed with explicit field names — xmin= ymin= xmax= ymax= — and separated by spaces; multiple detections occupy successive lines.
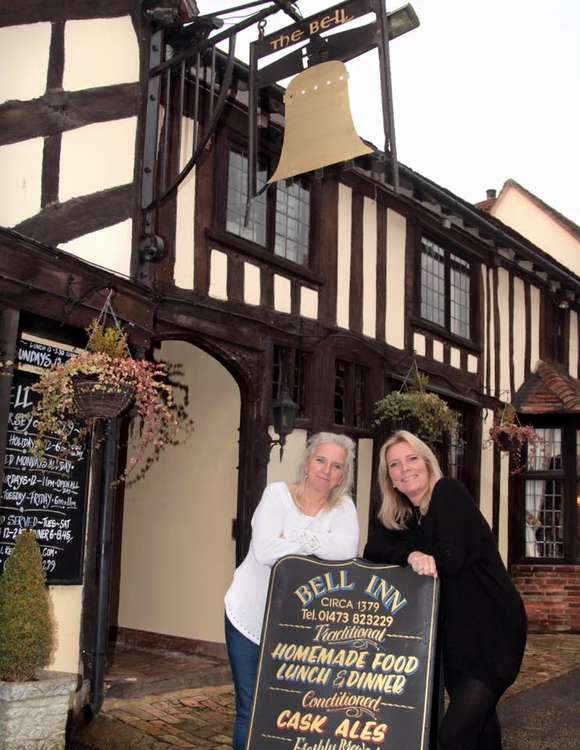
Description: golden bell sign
xmin=268 ymin=60 xmax=374 ymax=184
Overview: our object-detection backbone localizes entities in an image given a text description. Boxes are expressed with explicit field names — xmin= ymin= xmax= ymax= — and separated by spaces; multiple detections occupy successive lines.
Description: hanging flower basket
xmin=71 ymin=375 xmax=135 ymax=420
xmin=31 ymin=307 xmax=194 ymax=483
xmin=374 ymin=361 xmax=458 ymax=448
xmin=487 ymin=404 xmax=543 ymax=474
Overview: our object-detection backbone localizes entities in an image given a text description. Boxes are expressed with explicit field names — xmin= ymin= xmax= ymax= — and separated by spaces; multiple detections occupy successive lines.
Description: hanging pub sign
xmin=246 ymin=556 xmax=439 ymax=750
xmin=0 ymin=333 xmax=89 ymax=584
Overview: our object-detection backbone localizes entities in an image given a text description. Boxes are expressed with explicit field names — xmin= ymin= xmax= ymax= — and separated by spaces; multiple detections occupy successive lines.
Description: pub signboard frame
xmin=247 ymin=555 xmax=439 ymax=750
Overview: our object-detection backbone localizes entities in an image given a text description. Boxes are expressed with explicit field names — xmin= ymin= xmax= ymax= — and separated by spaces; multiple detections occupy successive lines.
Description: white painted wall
xmin=63 ymin=17 xmax=139 ymax=91
xmin=385 ymin=209 xmax=406 ymax=350
xmin=59 ymin=219 xmax=133 ymax=277
xmin=0 ymin=138 xmax=44 ymax=226
xmin=362 ymin=197 xmax=377 ymax=338
xmin=174 ymin=117 xmax=196 ymax=289
xmin=497 ymin=268 xmax=511 ymax=400
xmin=336 ymin=184 xmax=352 ymax=329
xmin=0 ymin=23 xmax=51 ymax=104
xmin=47 ymin=587 xmax=83 ymax=674
xmin=513 ymin=277 xmax=526 ymax=391
xmin=59 ymin=118 xmax=137 ymax=202
xmin=118 ymin=342 xmax=239 ymax=644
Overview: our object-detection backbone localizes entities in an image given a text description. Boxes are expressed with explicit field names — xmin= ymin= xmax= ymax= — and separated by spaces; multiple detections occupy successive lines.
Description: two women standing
xmin=225 ymin=429 xmax=526 ymax=750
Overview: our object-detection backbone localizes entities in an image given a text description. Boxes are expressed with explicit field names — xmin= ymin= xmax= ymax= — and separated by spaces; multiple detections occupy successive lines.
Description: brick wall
xmin=512 ymin=564 xmax=580 ymax=632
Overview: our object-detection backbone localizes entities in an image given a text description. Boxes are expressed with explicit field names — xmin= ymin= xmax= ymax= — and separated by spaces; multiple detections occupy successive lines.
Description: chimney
xmin=486 ymin=188 xmax=497 ymax=200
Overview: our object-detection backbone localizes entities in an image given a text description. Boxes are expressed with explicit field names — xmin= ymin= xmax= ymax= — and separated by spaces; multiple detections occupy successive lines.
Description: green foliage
xmin=86 ymin=320 xmax=129 ymax=359
xmin=0 ymin=531 xmax=53 ymax=682
xmin=374 ymin=368 xmax=458 ymax=446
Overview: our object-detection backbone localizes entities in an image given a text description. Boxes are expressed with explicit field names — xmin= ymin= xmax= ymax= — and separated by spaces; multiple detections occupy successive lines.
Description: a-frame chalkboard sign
xmin=0 ymin=333 xmax=89 ymax=584
xmin=246 ymin=556 xmax=439 ymax=750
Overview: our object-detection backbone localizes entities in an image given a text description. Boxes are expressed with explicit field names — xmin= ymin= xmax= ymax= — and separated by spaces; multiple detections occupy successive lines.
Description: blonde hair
xmin=377 ymin=430 xmax=443 ymax=530
xmin=293 ymin=432 xmax=356 ymax=511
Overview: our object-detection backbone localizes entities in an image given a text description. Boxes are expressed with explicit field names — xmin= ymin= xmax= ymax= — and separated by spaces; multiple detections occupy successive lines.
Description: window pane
xmin=450 ymin=253 xmax=470 ymax=338
xmin=275 ymin=180 xmax=310 ymax=265
xmin=525 ymin=479 xmax=564 ymax=558
xmin=354 ymin=365 xmax=366 ymax=428
xmin=420 ymin=238 xmax=445 ymax=326
xmin=226 ymin=148 xmax=267 ymax=245
xmin=448 ymin=412 xmax=465 ymax=480
xmin=527 ymin=428 xmax=562 ymax=471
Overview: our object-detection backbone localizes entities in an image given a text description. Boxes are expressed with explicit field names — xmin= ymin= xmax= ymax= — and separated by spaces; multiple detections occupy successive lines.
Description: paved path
xmin=69 ymin=633 xmax=580 ymax=749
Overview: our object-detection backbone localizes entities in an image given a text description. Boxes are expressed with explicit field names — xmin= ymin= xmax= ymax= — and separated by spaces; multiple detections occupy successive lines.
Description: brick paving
xmin=70 ymin=633 xmax=580 ymax=749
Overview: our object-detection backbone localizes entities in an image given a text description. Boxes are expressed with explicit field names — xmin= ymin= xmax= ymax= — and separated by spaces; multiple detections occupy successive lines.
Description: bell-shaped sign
xmin=268 ymin=60 xmax=374 ymax=184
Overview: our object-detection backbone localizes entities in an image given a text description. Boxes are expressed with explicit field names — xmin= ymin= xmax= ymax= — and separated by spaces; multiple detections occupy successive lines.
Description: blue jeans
xmin=225 ymin=614 xmax=259 ymax=750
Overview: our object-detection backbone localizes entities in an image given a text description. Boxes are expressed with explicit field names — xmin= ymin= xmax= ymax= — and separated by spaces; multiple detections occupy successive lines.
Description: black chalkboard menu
xmin=0 ymin=333 xmax=88 ymax=584
xmin=247 ymin=556 xmax=439 ymax=750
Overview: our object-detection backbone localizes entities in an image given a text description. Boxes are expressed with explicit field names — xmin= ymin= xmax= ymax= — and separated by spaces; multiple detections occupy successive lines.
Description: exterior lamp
xmin=271 ymin=384 xmax=298 ymax=460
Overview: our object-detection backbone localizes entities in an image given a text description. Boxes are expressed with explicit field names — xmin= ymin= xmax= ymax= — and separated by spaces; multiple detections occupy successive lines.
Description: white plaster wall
xmin=385 ymin=209 xmax=406 ymax=350
xmin=498 ymin=454 xmax=509 ymax=564
xmin=274 ymin=275 xmax=291 ymax=314
xmin=267 ymin=428 xmax=308 ymax=485
xmin=209 ymin=249 xmax=228 ymax=300
xmin=300 ymin=287 xmax=318 ymax=319
xmin=530 ymin=286 xmax=540 ymax=369
xmin=468 ymin=354 xmax=478 ymax=374
xmin=497 ymin=268 xmax=511 ymax=400
xmin=513 ymin=277 xmax=526 ymax=391
xmin=174 ymin=117 xmax=196 ymax=289
xmin=244 ymin=262 xmax=261 ymax=305
xmin=63 ymin=17 xmax=139 ymax=91
xmin=492 ymin=188 xmax=580 ymax=277
xmin=118 ymin=342 xmax=239 ymax=644
xmin=362 ymin=197 xmax=377 ymax=338
xmin=336 ymin=184 xmax=352 ymax=329
xmin=450 ymin=347 xmax=460 ymax=369
xmin=47 ymin=586 xmax=82 ymax=674
xmin=413 ymin=333 xmax=426 ymax=357
xmin=0 ymin=138 xmax=44 ymax=226
xmin=0 ymin=23 xmax=51 ymax=104
xmin=487 ymin=268 xmax=496 ymax=397
xmin=569 ymin=310 xmax=579 ymax=379
xmin=59 ymin=220 xmax=132 ymax=278
xmin=432 ymin=340 xmax=444 ymax=362
xmin=60 ymin=118 xmax=137 ymax=202
xmin=479 ymin=409 xmax=495 ymax=528
xmin=356 ymin=439 xmax=373 ymax=557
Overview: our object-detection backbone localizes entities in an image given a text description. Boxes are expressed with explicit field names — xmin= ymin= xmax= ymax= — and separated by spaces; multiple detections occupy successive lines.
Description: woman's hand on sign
xmin=407 ymin=550 xmax=438 ymax=578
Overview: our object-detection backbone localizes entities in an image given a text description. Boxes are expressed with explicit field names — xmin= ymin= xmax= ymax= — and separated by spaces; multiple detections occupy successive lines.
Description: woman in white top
xmin=224 ymin=432 xmax=360 ymax=750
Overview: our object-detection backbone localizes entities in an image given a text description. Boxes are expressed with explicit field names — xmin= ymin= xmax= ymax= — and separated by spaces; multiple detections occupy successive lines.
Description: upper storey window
xmin=420 ymin=237 xmax=471 ymax=339
xmin=225 ymin=146 xmax=311 ymax=266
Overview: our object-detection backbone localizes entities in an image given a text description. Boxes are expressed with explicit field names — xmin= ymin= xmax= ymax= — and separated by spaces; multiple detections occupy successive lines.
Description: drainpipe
xmin=87 ymin=417 xmax=119 ymax=718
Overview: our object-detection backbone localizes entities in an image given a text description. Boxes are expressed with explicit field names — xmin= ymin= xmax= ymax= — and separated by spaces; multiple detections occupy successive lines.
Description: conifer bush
xmin=0 ymin=530 xmax=53 ymax=681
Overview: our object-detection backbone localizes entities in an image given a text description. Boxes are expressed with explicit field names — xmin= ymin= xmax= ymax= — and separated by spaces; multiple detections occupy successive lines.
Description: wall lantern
xmin=270 ymin=384 xmax=298 ymax=460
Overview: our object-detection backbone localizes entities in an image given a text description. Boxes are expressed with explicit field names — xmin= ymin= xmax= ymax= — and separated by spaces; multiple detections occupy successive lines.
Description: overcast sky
xmin=197 ymin=1 xmax=580 ymax=225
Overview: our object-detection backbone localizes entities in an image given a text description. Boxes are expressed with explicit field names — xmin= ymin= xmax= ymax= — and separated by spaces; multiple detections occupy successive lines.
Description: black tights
xmin=439 ymin=672 xmax=503 ymax=750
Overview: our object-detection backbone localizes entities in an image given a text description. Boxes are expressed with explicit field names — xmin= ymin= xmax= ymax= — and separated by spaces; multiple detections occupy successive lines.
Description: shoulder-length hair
xmin=377 ymin=430 xmax=443 ymax=530
xmin=293 ymin=432 xmax=356 ymax=511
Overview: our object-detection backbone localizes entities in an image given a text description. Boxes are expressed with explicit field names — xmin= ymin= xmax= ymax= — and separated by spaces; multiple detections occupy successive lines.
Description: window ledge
xmin=411 ymin=316 xmax=481 ymax=354
xmin=206 ymin=229 xmax=325 ymax=286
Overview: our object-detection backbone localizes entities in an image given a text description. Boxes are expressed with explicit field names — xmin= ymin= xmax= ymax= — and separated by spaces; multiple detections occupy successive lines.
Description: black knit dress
xmin=364 ymin=478 xmax=527 ymax=694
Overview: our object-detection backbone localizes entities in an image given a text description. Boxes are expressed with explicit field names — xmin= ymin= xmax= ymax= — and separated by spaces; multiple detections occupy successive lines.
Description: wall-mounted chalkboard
xmin=247 ymin=556 xmax=439 ymax=750
xmin=0 ymin=334 xmax=89 ymax=584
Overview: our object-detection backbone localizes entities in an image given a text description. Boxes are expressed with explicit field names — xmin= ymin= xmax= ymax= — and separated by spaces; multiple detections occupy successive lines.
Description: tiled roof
xmin=513 ymin=360 xmax=580 ymax=414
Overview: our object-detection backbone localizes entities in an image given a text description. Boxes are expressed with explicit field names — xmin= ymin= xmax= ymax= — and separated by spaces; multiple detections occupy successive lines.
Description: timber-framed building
xmin=0 ymin=0 xmax=578 ymax=711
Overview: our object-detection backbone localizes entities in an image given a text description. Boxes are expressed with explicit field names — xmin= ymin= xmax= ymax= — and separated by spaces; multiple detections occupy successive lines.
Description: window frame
xmin=212 ymin=133 xmax=321 ymax=281
xmin=415 ymin=234 xmax=479 ymax=347
xmin=513 ymin=416 xmax=579 ymax=565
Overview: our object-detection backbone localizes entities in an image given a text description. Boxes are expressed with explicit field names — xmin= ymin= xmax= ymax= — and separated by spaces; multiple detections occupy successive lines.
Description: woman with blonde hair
xmin=225 ymin=432 xmax=359 ymax=750
xmin=364 ymin=430 xmax=526 ymax=750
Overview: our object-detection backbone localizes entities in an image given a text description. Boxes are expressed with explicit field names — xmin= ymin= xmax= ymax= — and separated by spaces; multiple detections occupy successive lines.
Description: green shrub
xmin=0 ymin=531 xmax=53 ymax=681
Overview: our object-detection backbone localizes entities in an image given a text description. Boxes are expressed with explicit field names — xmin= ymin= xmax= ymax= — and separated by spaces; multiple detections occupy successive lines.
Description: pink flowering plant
xmin=488 ymin=404 xmax=542 ymax=473
xmin=32 ymin=321 xmax=193 ymax=483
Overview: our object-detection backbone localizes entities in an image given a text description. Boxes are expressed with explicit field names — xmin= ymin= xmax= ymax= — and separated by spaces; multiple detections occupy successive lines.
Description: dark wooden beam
xmin=0 ymin=84 xmax=140 ymax=146
xmin=349 ymin=192 xmax=363 ymax=335
xmin=14 ymin=184 xmax=133 ymax=245
xmin=0 ymin=229 xmax=154 ymax=346
xmin=0 ymin=0 xmax=133 ymax=26
xmin=0 ymin=308 xmax=20 ymax=493
xmin=41 ymin=135 xmax=61 ymax=208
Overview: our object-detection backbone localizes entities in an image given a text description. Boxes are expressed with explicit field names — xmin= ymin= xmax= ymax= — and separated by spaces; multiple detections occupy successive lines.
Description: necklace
xmin=413 ymin=506 xmax=422 ymax=526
